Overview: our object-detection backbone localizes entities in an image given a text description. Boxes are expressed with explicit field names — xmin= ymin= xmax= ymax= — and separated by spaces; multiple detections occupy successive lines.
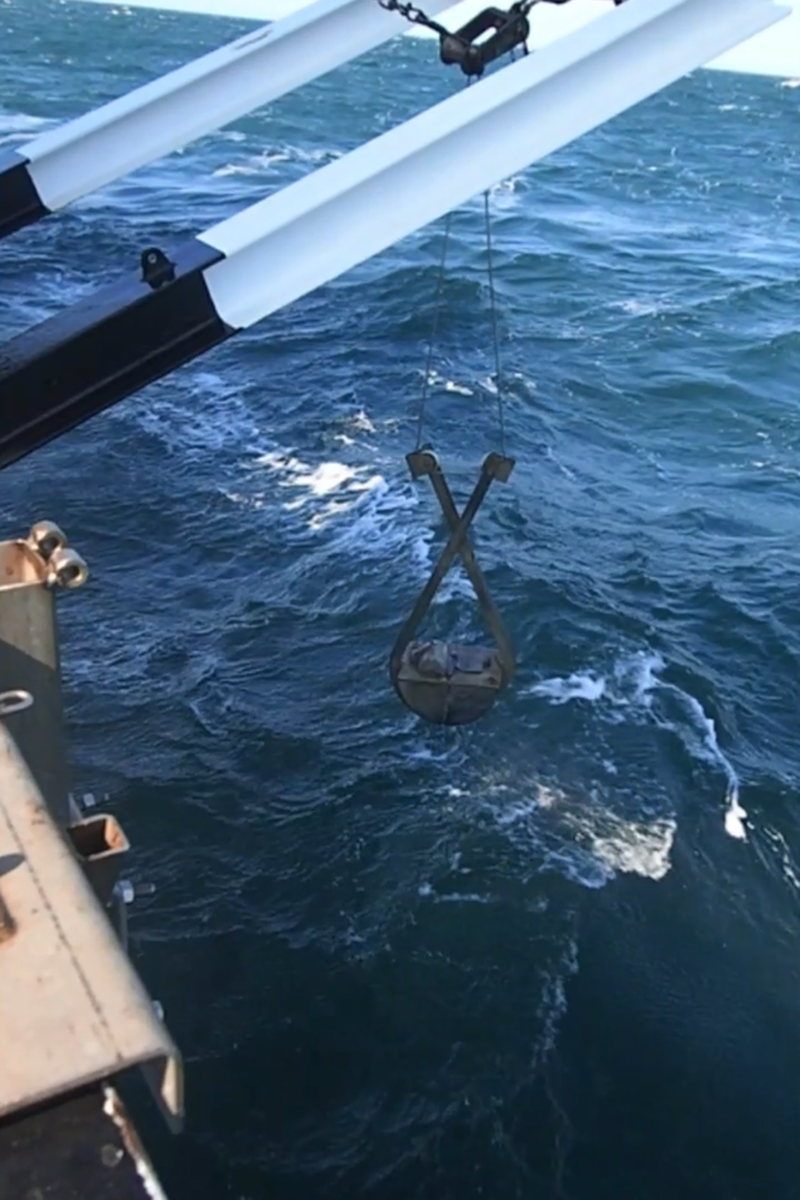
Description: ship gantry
xmin=0 ymin=0 xmax=791 ymax=1192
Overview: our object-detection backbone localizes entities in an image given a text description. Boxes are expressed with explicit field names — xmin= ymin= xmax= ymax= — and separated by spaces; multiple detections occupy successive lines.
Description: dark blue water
xmin=2 ymin=2 xmax=800 ymax=1196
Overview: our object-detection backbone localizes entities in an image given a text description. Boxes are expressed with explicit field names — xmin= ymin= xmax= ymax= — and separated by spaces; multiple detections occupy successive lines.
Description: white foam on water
xmin=329 ymin=476 xmax=428 ymax=560
xmin=623 ymin=650 xmax=666 ymax=708
xmin=480 ymin=769 xmax=676 ymax=886
xmin=464 ymin=176 xmax=526 ymax=213
xmin=724 ymin=795 xmax=748 ymax=841
xmin=543 ymin=444 xmax=577 ymax=482
xmin=239 ymin=409 xmax=502 ymax=607
xmin=534 ymin=936 xmax=579 ymax=1067
xmin=490 ymin=176 xmax=524 ymax=206
xmin=253 ymin=450 xmax=386 ymax=531
xmin=0 ymin=110 xmax=52 ymax=148
xmin=667 ymin=688 xmax=746 ymax=840
xmin=762 ymin=826 xmax=800 ymax=892
xmin=529 ymin=649 xmax=747 ymax=841
xmin=456 ymin=175 xmax=525 ymax=215
xmin=278 ymin=457 xmax=358 ymax=497
xmin=535 ymin=784 xmax=564 ymax=811
xmin=425 ymin=368 xmax=474 ymax=397
xmin=211 ymin=144 xmax=342 ymax=180
xmin=567 ymin=809 xmax=677 ymax=882
xmin=611 ymin=297 xmax=670 ymax=318
xmin=329 ymin=411 xmax=380 ymax=451
xmin=408 ymin=745 xmax=452 ymax=763
xmin=293 ymin=146 xmax=345 ymax=165
xmin=131 ymin=370 xmax=261 ymax=455
xmin=527 ymin=671 xmax=606 ymax=704
xmin=637 ymin=660 xmax=747 ymax=842
xmin=0 ymin=110 xmax=49 ymax=131
xmin=212 ymin=150 xmax=291 ymax=177
xmin=347 ymin=409 xmax=378 ymax=435
xmin=493 ymin=793 xmax=548 ymax=829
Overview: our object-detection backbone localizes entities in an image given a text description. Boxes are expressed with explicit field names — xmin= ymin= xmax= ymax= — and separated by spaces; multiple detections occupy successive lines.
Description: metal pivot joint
xmin=389 ymin=447 xmax=515 ymax=726
xmin=440 ymin=6 xmax=531 ymax=77
xmin=381 ymin=0 xmax=631 ymax=79
xmin=380 ymin=0 xmax=531 ymax=77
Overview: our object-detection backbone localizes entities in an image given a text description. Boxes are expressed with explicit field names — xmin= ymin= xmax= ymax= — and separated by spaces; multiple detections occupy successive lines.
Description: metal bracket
xmin=66 ymin=813 xmax=131 ymax=908
xmin=0 ymin=690 xmax=34 ymax=718
xmin=439 ymin=5 xmax=531 ymax=78
xmin=141 ymin=247 xmax=176 ymax=290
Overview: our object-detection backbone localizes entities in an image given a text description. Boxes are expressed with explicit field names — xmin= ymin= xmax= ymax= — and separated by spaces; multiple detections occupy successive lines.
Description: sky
xmin=80 ymin=0 xmax=800 ymax=77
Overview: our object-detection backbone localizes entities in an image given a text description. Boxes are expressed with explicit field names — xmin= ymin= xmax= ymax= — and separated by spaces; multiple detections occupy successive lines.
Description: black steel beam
xmin=0 ymin=151 xmax=49 ymax=241
xmin=0 ymin=240 xmax=235 ymax=471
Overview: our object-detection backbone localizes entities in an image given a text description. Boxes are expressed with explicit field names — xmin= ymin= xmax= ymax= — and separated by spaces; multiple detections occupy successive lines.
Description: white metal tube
xmin=199 ymin=0 xmax=788 ymax=331
xmin=24 ymin=0 xmax=456 ymax=212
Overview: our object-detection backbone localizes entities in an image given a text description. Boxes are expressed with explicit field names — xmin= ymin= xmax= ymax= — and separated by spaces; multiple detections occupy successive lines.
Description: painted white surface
xmin=25 ymin=0 xmax=456 ymax=210
xmin=197 ymin=0 xmax=785 ymax=330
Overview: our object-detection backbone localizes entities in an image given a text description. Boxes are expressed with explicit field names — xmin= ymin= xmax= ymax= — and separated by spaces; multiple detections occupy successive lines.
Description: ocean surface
xmin=2 ymin=1 xmax=800 ymax=1197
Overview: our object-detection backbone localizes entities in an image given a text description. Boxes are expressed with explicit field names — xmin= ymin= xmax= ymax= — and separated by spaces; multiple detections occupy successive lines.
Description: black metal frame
xmin=0 ymin=150 xmax=49 ymax=241
xmin=0 ymin=241 xmax=233 ymax=470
